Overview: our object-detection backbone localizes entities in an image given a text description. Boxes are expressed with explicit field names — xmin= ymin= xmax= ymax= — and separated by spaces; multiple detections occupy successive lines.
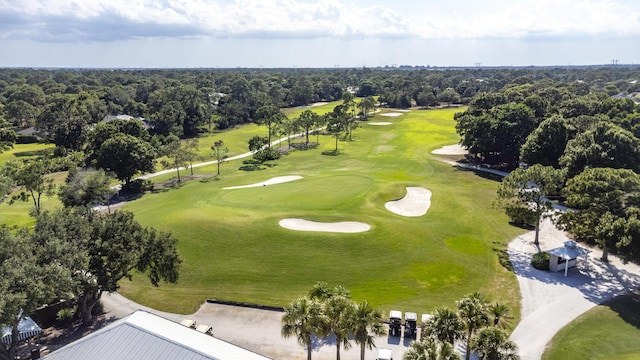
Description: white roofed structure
xmin=44 ymin=310 xmax=271 ymax=360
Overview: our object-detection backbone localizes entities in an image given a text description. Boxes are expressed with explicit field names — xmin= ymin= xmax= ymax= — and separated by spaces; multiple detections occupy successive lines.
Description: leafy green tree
xmin=352 ymin=300 xmax=385 ymax=360
xmin=559 ymin=122 xmax=640 ymax=177
xmin=358 ymin=96 xmax=376 ymax=120
xmin=438 ymin=89 xmax=461 ymax=106
xmin=296 ymin=110 xmax=318 ymax=145
xmin=457 ymin=293 xmax=490 ymax=360
xmin=561 ymin=168 xmax=640 ymax=262
xmin=495 ymin=165 xmax=565 ymax=246
xmin=31 ymin=209 xmax=182 ymax=323
xmin=470 ymin=327 xmax=519 ymax=360
xmin=404 ymin=339 xmax=461 ymax=360
xmin=255 ymin=104 xmax=285 ymax=148
xmin=13 ymin=160 xmax=55 ymax=215
xmin=520 ymin=116 xmax=569 ymax=167
xmin=0 ymin=118 xmax=17 ymax=153
xmin=421 ymin=307 xmax=464 ymax=345
xmin=281 ymin=297 xmax=325 ymax=360
xmin=150 ymin=100 xmax=186 ymax=137
xmin=212 ymin=140 xmax=229 ymax=176
xmin=0 ymin=227 xmax=74 ymax=360
xmin=161 ymin=140 xmax=189 ymax=183
xmin=96 ymin=133 xmax=156 ymax=185
xmin=327 ymin=105 xmax=348 ymax=152
xmin=183 ymin=138 xmax=201 ymax=175
xmin=58 ymin=168 xmax=115 ymax=208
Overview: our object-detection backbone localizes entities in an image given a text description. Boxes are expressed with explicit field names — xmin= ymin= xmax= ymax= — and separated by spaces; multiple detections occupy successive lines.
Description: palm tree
xmin=281 ymin=297 xmax=325 ymax=360
xmin=352 ymin=300 xmax=385 ymax=360
xmin=470 ymin=327 xmax=519 ymax=360
xmin=488 ymin=303 xmax=512 ymax=329
xmin=456 ymin=292 xmax=489 ymax=360
xmin=324 ymin=295 xmax=355 ymax=360
xmin=404 ymin=338 xmax=462 ymax=360
xmin=421 ymin=307 xmax=464 ymax=345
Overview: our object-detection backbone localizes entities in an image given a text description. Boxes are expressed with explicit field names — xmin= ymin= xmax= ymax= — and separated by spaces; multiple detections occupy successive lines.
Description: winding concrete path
xmin=507 ymin=217 xmax=640 ymax=360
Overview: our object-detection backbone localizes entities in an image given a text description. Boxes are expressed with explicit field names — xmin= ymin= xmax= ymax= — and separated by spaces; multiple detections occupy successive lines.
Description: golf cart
xmin=404 ymin=312 xmax=418 ymax=339
xmin=389 ymin=310 xmax=402 ymax=337
xmin=377 ymin=348 xmax=393 ymax=360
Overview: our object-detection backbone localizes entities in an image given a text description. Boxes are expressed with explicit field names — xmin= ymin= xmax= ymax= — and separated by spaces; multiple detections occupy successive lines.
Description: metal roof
xmin=1 ymin=316 xmax=42 ymax=345
xmin=45 ymin=311 xmax=271 ymax=360
xmin=546 ymin=241 xmax=591 ymax=260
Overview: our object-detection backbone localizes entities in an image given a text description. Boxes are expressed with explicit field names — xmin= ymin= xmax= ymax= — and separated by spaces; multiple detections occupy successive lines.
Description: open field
xmin=0 ymin=142 xmax=54 ymax=165
xmin=118 ymin=107 xmax=525 ymax=320
xmin=542 ymin=292 xmax=640 ymax=360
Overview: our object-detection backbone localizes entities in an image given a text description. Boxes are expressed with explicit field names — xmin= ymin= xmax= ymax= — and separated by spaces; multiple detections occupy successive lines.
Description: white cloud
xmin=0 ymin=0 xmax=638 ymax=42
xmin=416 ymin=0 xmax=640 ymax=39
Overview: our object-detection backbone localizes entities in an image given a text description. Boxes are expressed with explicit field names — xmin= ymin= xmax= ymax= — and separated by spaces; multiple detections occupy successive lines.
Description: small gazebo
xmin=1 ymin=316 xmax=42 ymax=346
xmin=546 ymin=240 xmax=591 ymax=276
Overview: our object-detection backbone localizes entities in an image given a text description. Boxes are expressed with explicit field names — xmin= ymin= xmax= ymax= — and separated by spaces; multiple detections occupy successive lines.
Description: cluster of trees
xmin=469 ymin=77 xmax=640 ymax=261
xmin=407 ymin=292 xmax=517 ymax=360
xmin=0 ymin=208 xmax=182 ymax=359
xmin=281 ymin=282 xmax=385 ymax=360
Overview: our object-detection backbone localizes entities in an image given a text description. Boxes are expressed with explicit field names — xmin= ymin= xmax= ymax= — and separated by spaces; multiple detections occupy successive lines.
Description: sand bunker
xmin=369 ymin=122 xmax=393 ymax=125
xmin=385 ymin=187 xmax=432 ymax=217
xmin=310 ymin=102 xmax=328 ymax=107
xmin=279 ymin=219 xmax=371 ymax=233
xmin=223 ymin=176 xmax=303 ymax=189
xmin=431 ymin=144 xmax=468 ymax=155
xmin=381 ymin=112 xmax=403 ymax=117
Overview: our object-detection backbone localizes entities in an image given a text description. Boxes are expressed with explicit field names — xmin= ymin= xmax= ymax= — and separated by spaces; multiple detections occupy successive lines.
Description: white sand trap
xmin=223 ymin=176 xmax=303 ymax=189
xmin=369 ymin=122 xmax=393 ymax=125
xmin=431 ymin=144 xmax=469 ymax=155
xmin=381 ymin=112 xmax=403 ymax=117
xmin=385 ymin=187 xmax=432 ymax=217
xmin=310 ymin=102 xmax=329 ymax=107
xmin=395 ymin=109 xmax=411 ymax=112
xmin=279 ymin=219 xmax=371 ymax=233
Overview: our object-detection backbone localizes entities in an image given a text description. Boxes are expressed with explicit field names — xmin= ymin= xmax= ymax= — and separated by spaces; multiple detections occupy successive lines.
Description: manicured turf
xmin=542 ymin=292 xmax=640 ymax=360
xmin=0 ymin=142 xmax=54 ymax=165
xmin=118 ymin=107 xmax=525 ymax=320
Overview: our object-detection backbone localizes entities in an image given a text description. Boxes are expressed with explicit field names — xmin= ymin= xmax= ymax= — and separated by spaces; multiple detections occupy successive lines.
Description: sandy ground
xmin=385 ymin=187 xmax=432 ymax=217
xmin=223 ymin=176 xmax=303 ymax=189
xmin=310 ymin=102 xmax=329 ymax=107
xmin=380 ymin=112 xmax=403 ymax=117
xmin=279 ymin=218 xmax=371 ymax=233
xmin=507 ymin=217 xmax=640 ymax=360
xmin=368 ymin=122 xmax=393 ymax=125
xmin=431 ymin=144 xmax=468 ymax=155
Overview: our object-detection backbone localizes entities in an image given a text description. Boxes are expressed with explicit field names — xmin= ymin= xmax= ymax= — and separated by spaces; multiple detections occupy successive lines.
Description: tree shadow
xmin=321 ymin=150 xmax=341 ymax=156
xmin=508 ymin=246 xmax=640 ymax=305
xmin=602 ymin=291 xmax=640 ymax=329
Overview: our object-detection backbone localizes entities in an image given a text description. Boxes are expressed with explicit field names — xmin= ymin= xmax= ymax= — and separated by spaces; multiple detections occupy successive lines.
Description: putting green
xmin=220 ymin=175 xmax=373 ymax=210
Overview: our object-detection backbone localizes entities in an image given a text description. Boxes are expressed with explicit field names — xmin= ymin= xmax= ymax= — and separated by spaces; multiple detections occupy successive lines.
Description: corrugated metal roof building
xmin=44 ymin=311 xmax=271 ymax=360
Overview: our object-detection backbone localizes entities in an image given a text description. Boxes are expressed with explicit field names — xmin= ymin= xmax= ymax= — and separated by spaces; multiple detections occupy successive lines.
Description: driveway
xmin=507 ymin=217 xmax=640 ymax=360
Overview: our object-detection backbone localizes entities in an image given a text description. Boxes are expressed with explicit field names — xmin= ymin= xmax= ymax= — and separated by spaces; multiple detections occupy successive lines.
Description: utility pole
xmin=611 ymin=59 xmax=619 ymax=66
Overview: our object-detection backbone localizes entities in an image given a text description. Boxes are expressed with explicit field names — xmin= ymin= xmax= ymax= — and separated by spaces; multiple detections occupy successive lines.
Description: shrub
xmin=122 ymin=179 xmax=154 ymax=194
xmin=531 ymin=251 xmax=550 ymax=270
xmin=56 ymin=306 xmax=77 ymax=324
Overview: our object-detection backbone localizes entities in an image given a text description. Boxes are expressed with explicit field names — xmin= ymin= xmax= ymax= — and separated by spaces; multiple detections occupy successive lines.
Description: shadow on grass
xmin=321 ymin=150 xmax=341 ymax=156
xmin=13 ymin=149 xmax=52 ymax=157
xmin=239 ymin=160 xmax=277 ymax=171
xmin=493 ymin=241 xmax=514 ymax=272
xmin=605 ymin=291 xmax=640 ymax=329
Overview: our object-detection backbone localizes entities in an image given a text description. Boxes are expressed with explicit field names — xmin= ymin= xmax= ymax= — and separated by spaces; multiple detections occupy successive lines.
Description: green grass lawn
xmin=542 ymin=292 xmax=640 ymax=360
xmin=118 ymin=107 xmax=525 ymax=320
xmin=0 ymin=142 xmax=54 ymax=166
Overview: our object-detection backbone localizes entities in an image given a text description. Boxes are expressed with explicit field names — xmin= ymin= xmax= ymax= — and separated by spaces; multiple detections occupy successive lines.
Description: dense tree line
xmin=459 ymin=76 xmax=640 ymax=262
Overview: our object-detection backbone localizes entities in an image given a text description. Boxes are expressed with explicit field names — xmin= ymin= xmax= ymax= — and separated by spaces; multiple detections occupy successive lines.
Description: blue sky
xmin=0 ymin=0 xmax=639 ymax=68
